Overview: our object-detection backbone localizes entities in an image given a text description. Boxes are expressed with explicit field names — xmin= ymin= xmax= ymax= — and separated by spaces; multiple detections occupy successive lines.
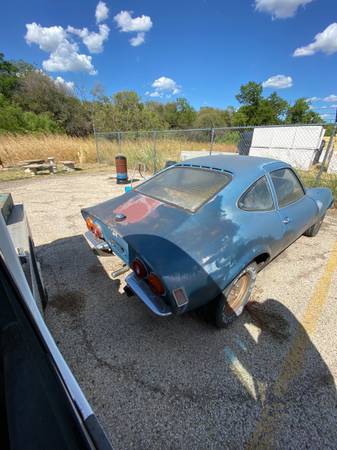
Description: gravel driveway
xmin=1 ymin=171 xmax=337 ymax=449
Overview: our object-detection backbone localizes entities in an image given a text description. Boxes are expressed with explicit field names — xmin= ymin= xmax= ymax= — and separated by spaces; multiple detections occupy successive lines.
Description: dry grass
xmin=299 ymin=168 xmax=337 ymax=204
xmin=97 ymin=136 xmax=236 ymax=172
xmin=0 ymin=134 xmax=97 ymax=166
xmin=1 ymin=134 xmax=335 ymax=204
xmin=0 ymin=133 xmax=236 ymax=172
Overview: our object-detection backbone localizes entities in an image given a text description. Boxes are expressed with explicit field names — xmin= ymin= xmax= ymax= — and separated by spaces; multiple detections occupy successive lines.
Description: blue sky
xmin=1 ymin=0 xmax=336 ymax=119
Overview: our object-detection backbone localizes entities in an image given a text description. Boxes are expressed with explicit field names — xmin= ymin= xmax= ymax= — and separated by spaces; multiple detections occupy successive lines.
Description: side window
xmin=238 ymin=176 xmax=274 ymax=211
xmin=270 ymin=168 xmax=305 ymax=208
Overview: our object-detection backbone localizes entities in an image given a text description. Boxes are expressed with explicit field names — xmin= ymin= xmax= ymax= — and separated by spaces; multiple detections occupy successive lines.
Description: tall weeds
xmin=0 ymin=133 xmax=235 ymax=171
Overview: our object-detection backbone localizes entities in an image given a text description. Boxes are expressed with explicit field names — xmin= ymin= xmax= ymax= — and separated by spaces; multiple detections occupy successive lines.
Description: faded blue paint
xmin=235 ymin=337 xmax=248 ymax=352
xmin=82 ymin=155 xmax=333 ymax=317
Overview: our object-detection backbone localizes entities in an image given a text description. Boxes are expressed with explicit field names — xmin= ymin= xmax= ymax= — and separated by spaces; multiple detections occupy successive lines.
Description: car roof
xmin=177 ymin=154 xmax=288 ymax=176
xmin=176 ymin=154 xmax=291 ymax=195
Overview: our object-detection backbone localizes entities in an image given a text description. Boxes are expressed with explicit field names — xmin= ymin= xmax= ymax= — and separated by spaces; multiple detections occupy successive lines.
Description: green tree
xmin=195 ymin=107 xmax=234 ymax=128
xmin=234 ymin=81 xmax=289 ymax=125
xmin=286 ymin=98 xmax=322 ymax=124
xmin=0 ymin=94 xmax=59 ymax=133
xmin=236 ymin=81 xmax=263 ymax=108
xmin=91 ymin=91 xmax=167 ymax=132
xmin=0 ymin=53 xmax=18 ymax=99
xmin=161 ymin=98 xmax=196 ymax=129
xmin=14 ymin=69 xmax=91 ymax=135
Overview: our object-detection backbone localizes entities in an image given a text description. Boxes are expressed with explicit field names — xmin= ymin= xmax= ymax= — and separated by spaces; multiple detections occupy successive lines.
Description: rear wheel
xmin=304 ymin=215 xmax=325 ymax=237
xmin=214 ymin=262 xmax=257 ymax=328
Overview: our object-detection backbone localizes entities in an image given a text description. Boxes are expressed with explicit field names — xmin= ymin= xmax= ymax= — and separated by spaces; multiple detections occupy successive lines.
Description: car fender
xmin=218 ymin=243 xmax=272 ymax=293
xmin=306 ymin=187 xmax=334 ymax=217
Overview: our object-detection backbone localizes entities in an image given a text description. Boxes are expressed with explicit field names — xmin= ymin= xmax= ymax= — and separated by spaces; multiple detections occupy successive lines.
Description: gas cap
xmin=115 ymin=213 xmax=126 ymax=222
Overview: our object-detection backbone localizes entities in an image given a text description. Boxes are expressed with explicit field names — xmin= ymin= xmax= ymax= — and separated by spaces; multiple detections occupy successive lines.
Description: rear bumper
xmin=125 ymin=273 xmax=172 ymax=317
xmin=83 ymin=231 xmax=111 ymax=256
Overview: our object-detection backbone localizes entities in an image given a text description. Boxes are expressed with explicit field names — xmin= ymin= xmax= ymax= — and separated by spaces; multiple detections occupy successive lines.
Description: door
xmin=269 ymin=168 xmax=318 ymax=248
xmin=237 ymin=175 xmax=285 ymax=258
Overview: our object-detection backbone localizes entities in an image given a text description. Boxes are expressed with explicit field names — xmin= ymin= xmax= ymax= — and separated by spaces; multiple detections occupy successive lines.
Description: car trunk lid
xmin=81 ymin=191 xmax=192 ymax=264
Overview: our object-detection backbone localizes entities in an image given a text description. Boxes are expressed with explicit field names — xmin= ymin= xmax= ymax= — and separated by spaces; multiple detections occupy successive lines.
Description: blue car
xmin=82 ymin=155 xmax=333 ymax=328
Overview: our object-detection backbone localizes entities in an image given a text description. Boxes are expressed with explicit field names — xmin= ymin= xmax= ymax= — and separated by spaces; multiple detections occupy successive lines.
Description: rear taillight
xmin=86 ymin=217 xmax=94 ymax=231
xmin=93 ymin=224 xmax=103 ymax=239
xmin=86 ymin=216 xmax=103 ymax=239
xmin=131 ymin=259 xmax=165 ymax=296
xmin=147 ymin=273 xmax=165 ymax=296
xmin=131 ymin=258 xmax=147 ymax=278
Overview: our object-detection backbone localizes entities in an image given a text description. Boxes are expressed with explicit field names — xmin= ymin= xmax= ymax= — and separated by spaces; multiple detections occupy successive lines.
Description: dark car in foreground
xmin=82 ymin=155 xmax=333 ymax=328
xmin=0 ymin=197 xmax=112 ymax=450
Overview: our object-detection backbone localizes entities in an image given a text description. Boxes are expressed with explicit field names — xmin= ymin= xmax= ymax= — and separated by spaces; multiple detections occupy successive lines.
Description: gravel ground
xmin=1 ymin=171 xmax=337 ymax=450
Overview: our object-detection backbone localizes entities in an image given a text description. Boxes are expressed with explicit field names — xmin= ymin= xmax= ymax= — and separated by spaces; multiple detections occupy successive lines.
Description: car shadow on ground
xmin=37 ymin=234 xmax=337 ymax=449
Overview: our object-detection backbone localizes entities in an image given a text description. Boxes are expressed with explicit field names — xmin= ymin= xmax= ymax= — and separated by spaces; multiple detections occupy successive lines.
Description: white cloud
xmin=95 ymin=1 xmax=109 ymax=24
xmin=293 ymin=23 xmax=337 ymax=56
xmin=262 ymin=74 xmax=293 ymax=89
xmin=320 ymin=113 xmax=334 ymax=119
xmin=25 ymin=22 xmax=98 ymax=75
xmin=323 ymin=94 xmax=337 ymax=102
xmin=130 ymin=32 xmax=145 ymax=47
xmin=67 ymin=24 xmax=109 ymax=53
xmin=255 ymin=0 xmax=313 ymax=19
xmin=149 ymin=91 xmax=161 ymax=98
xmin=152 ymin=77 xmax=180 ymax=94
xmin=146 ymin=76 xmax=181 ymax=98
xmin=114 ymin=10 xmax=152 ymax=46
xmin=54 ymin=76 xmax=75 ymax=92
xmin=306 ymin=96 xmax=320 ymax=102
xmin=114 ymin=10 xmax=152 ymax=32
xmin=25 ymin=22 xmax=66 ymax=52
xmin=42 ymin=39 xmax=96 ymax=74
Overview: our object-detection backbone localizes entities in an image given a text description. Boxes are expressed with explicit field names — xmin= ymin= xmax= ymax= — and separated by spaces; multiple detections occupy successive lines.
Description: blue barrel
xmin=115 ymin=155 xmax=128 ymax=184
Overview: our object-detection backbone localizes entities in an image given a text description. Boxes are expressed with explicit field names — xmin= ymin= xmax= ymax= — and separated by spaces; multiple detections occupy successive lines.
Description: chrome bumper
xmin=83 ymin=231 xmax=111 ymax=256
xmin=125 ymin=273 xmax=172 ymax=317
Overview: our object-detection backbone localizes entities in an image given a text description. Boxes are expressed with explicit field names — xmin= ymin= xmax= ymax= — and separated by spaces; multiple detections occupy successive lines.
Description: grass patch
xmin=298 ymin=168 xmax=337 ymax=205
xmin=0 ymin=133 xmax=236 ymax=173
xmin=0 ymin=163 xmax=113 ymax=183
xmin=0 ymin=168 xmax=33 ymax=182
xmin=0 ymin=134 xmax=97 ymax=166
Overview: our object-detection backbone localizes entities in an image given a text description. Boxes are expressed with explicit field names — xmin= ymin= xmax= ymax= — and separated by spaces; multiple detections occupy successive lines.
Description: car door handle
xmin=282 ymin=217 xmax=291 ymax=224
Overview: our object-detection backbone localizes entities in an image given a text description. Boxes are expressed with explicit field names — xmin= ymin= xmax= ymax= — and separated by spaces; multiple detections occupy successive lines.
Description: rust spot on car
xmin=246 ymin=300 xmax=290 ymax=341
xmin=113 ymin=194 xmax=161 ymax=224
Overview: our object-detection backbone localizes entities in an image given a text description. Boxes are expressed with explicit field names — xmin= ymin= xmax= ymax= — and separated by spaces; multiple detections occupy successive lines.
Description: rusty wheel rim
xmin=227 ymin=273 xmax=250 ymax=312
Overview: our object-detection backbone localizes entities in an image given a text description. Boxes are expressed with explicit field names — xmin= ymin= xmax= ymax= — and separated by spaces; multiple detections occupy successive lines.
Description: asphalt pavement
xmin=1 ymin=170 xmax=337 ymax=449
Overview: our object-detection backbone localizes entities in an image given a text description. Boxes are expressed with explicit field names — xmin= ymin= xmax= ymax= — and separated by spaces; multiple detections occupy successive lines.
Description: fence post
xmin=93 ymin=124 xmax=101 ymax=164
xmin=117 ymin=132 xmax=122 ymax=155
xmin=210 ymin=128 xmax=215 ymax=155
xmin=326 ymin=112 xmax=337 ymax=171
xmin=316 ymin=122 xmax=337 ymax=184
xmin=153 ymin=131 xmax=157 ymax=173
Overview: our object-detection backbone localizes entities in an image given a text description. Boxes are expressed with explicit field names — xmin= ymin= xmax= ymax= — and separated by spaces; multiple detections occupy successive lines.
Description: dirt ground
xmin=1 ymin=171 xmax=337 ymax=450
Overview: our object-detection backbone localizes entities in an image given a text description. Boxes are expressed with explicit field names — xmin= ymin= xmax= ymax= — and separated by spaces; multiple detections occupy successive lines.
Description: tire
xmin=214 ymin=262 xmax=257 ymax=328
xmin=304 ymin=215 xmax=325 ymax=237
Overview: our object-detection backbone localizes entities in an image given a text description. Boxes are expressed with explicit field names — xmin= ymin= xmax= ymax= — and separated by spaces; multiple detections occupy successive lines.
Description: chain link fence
xmin=95 ymin=123 xmax=337 ymax=203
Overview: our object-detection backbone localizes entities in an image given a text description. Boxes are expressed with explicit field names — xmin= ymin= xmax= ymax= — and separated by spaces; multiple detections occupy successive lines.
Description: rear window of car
xmin=135 ymin=166 xmax=232 ymax=212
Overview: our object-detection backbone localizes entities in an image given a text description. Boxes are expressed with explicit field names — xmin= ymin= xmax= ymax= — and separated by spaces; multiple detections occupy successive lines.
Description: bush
xmin=0 ymin=95 xmax=60 ymax=134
